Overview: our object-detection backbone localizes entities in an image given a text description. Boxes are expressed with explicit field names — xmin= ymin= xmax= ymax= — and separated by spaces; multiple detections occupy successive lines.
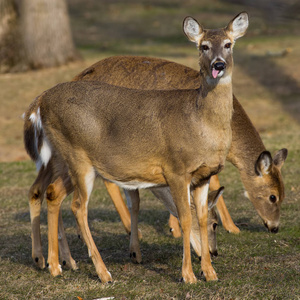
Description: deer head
xmin=244 ymin=148 xmax=288 ymax=233
xmin=183 ymin=12 xmax=248 ymax=84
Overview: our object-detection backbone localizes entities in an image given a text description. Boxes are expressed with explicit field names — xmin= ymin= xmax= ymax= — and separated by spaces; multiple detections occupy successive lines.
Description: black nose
xmin=213 ymin=61 xmax=225 ymax=71
xmin=210 ymin=250 xmax=218 ymax=257
xmin=271 ymin=227 xmax=279 ymax=234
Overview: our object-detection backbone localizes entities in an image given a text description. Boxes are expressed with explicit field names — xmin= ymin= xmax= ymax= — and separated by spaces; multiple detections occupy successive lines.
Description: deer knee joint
xmin=46 ymin=184 xmax=57 ymax=201
xmin=29 ymin=186 xmax=41 ymax=200
xmin=71 ymin=200 xmax=81 ymax=215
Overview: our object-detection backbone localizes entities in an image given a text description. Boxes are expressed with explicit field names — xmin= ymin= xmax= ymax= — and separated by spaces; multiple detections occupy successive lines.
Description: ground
xmin=0 ymin=0 xmax=299 ymax=299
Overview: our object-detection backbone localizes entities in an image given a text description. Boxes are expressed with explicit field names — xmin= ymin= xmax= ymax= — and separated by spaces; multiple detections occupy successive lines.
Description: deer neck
xmin=226 ymin=97 xmax=266 ymax=180
xmin=197 ymin=72 xmax=233 ymax=126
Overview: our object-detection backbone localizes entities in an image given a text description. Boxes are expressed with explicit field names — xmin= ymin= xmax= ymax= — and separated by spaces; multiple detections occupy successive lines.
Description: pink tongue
xmin=212 ymin=69 xmax=219 ymax=79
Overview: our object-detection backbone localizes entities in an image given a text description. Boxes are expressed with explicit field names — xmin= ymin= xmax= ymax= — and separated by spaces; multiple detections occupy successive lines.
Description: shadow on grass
xmin=234 ymin=216 xmax=269 ymax=233
xmin=0 ymin=229 xmax=183 ymax=283
xmin=14 ymin=207 xmax=172 ymax=235
xmin=235 ymin=50 xmax=300 ymax=123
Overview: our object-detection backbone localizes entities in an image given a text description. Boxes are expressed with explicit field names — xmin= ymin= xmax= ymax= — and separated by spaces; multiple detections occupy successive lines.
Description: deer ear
xmin=273 ymin=148 xmax=288 ymax=170
xmin=183 ymin=17 xmax=204 ymax=46
xmin=208 ymin=186 xmax=224 ymax=211
xmin=255 ymin=151 xmax=272 ymax=176
xmin=226 ymin=12 xmax=249 ymax=40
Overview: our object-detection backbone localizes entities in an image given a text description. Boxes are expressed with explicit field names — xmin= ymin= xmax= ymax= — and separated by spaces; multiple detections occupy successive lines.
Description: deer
xmin=24 ymin=12 xmax=249 ymax=283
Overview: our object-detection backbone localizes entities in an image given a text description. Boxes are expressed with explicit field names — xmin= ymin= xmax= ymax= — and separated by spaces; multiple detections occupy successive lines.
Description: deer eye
xmin=201 ymin=44 xmax=210 ymax=51
xmin=213 ymin=223 xmax=218 ymax=230
xmin=269 ymin=195 xmax=277 ymax=203
xmin=224 ymin=43 xmax=232 ymax=49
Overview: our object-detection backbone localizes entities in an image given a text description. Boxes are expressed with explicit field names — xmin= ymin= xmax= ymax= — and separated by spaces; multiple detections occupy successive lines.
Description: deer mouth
xmin=211 ymin=61 xmax=226 ymax=78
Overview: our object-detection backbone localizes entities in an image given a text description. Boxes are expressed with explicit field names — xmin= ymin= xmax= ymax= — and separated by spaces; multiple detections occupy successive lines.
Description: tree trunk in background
xmin=0 ymin=0 xmax=25 ymax=72
xmin=0 ymin=0 xmax=80 ymax=73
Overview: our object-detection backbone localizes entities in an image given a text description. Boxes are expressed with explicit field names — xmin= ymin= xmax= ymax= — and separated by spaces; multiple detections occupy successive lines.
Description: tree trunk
xmin=0 ymin=0 xmax=25 ymax=72
xmin=0 ymin=0 xmax=80 ymax=73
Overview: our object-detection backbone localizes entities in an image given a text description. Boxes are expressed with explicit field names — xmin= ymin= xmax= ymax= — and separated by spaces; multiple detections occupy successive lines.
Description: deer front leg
xmin=193 ymin=182 xmax=218 ymax=281
xmin=71 ymin=168 xmax=112 ymax=283
xmin=210 ymin=175 xmax=240 ymax=234
xmin=168 ymin=176 xmax=196 ymax=283
xmin=126 ymin=189 xmax=142 ymax=264
xmin=29 ymin=164 xmax=53 ymax=269
xmin=104 ymin=181 xmax=142 ymax=239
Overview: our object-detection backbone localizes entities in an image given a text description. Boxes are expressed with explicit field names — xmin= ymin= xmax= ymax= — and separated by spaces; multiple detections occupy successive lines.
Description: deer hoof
xmin=182 ymin=272 xmax=197 ymax=284
xmin=100 ymin=270 xmax=113 ymax=284
xmin=33 ymin=256 xmax=46 ymax=269
xmin=130 ymin=251 xmax=142 ymax=264
xmin=202 ymin=267 xmax=218 ymax=281
xmin=49 ymin=263 xmax=63 ymax=277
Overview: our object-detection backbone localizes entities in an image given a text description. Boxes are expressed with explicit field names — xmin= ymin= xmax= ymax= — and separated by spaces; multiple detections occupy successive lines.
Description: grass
xmin=0 ymin=0 xmax=300 ymax=299
xmin=0 ymin=161 xmax=299 ymax=299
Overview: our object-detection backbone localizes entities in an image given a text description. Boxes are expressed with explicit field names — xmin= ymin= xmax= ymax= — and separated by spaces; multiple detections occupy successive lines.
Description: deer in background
xmin=24 ymin=12 xmax=249 ymax=283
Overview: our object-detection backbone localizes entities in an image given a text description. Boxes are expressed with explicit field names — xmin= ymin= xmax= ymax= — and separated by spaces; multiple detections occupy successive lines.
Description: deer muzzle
xmin=264 ymin=221 xmax=279 ymax=234
xmin=211 ymin=60 xmax=226 ymax=78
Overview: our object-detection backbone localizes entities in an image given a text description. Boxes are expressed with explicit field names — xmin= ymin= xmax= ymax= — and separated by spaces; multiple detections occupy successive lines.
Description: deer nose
xmin=213 ymin=61 xmax=226 ymax=71
xmin=210 ymin=250 xmax=218 ymax=257
xmin=264 ymin=221 xmax=279 ymax=233
xmin=271 ymin=227 xmax=279 ymax=234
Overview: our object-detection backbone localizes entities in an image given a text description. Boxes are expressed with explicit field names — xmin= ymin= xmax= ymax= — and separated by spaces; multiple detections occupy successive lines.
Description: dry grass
xmin=0 ymin=0 xmax=299 ymax=299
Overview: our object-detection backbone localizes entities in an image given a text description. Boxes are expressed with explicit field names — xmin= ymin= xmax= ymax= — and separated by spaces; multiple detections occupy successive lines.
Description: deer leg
xmin=168 ymin=214 xmax=181 ymax=238
xmin=29 ymin=163 xmax=53 ymax=269
xmin=104 ymin=180 xmax=144 ymax=239
xmin=189 ymin=198 xmax=202 ymax=258
xmin=193 ymin=181 xmax=218 ymax=281
xmin=210 ymin=175 xmax=240 ymax=234
xmin=46 ymin=175 xmax=71 ymax=277
xmin=126 ymin=189 xmax=142 ymax=264
xmin=168 ymin=176 xmax=196 ymax=283
xmin=71 ymin=167 xmax=112 ymax=283
xmin=57 ymin=210 xmax=78 ymax=270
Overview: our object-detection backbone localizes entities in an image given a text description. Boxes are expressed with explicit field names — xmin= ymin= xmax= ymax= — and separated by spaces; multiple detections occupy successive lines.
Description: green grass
xmin=0 ymin=160 xmax=299 ymax=300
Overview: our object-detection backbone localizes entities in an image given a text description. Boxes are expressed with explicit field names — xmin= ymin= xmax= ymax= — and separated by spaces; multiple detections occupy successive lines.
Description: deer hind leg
xmin=125 ymin=189 xmax=142 ymax=264
xmin=46 ymin=174 xmax=72 ymax=277
xmin=29 ymin=163 xmax=53 ymax=269
xmin=193 ymin=181 xmax=218 ymax=281
xmin=57 ymin=209 xmax=78 ymax=270
xmin=168 ymin=214 xmax=181 ymax=238
xmin=54 ymin=173 xmax=78 ymax=271
xmin=210 ymin=175 xmax=240 ymax=234
xmin=71 ymin=166 xmax=112 ymax=283
xmin=168 ymin=175 xmax=196 ymax=283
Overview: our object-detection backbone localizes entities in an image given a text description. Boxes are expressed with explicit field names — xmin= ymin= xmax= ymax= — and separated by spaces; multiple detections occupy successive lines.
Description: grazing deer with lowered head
xmin=25 ymin=12 xmax=249 ymax=283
